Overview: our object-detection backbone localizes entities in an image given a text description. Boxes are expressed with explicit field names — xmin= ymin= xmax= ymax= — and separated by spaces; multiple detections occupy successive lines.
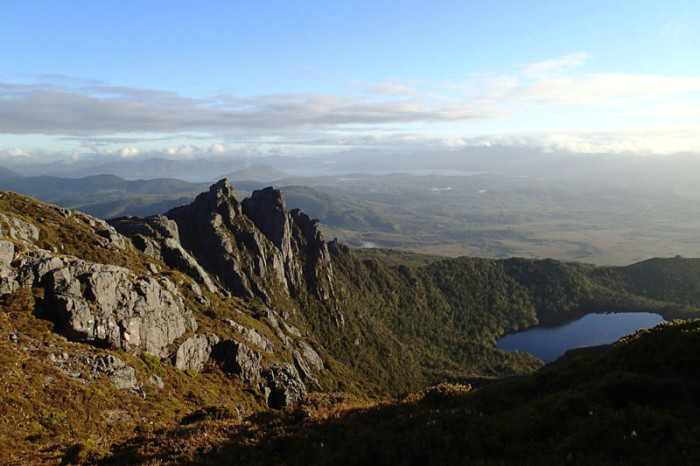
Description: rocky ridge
xmin=0 ymin=182 xmax=333 ymax=408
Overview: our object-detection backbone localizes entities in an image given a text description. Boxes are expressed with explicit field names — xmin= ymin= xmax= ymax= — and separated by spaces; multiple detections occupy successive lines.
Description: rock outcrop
xmin=0 ymin=212 xmax=40 ymax=241
xmin=264 ymin=362 xmax=307 ymax=409
xmin=159 ymin=179 xmax=335 ymax=305
xmin=109 ymin=215 xmax=217 ymax=293
xmin=212 ymin=339 xmax=264 ymax=385
xmin=174 ymin=334 xmax=221 ymax=372
xmin=163 ymin=180 xmax=277 ymax=301
xmin=46 ymin=350 xmax=139 ymax=390
xmin=0 ymin=239 xmax=197 ymax=357
xmin=111 ymin=179 xmax=340 ymax=334
xmin=76 ymin=354 xmax=139 ymax=390
xmin=222 ymin=319 xmax=277 ymax=353
xmin=0 ymin=185 xmax=335 ymax=409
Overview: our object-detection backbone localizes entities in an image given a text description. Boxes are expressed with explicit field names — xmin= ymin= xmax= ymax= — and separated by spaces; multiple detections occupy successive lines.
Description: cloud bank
xmin=1 ymin=53 xmax=700 ymax=157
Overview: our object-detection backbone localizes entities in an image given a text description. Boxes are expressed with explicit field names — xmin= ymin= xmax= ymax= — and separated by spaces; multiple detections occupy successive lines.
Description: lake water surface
xmin=496 ymin=312 xmax=666 ymax=363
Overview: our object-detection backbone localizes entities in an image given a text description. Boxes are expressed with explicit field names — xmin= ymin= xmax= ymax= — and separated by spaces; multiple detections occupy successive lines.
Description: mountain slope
xmin=2 ymin=182 xmax=700 ymax=463
xmin=192 ymin=319 xmax=700 ymax=465
xmin=223 ymin=163 xmax=288 ymax=182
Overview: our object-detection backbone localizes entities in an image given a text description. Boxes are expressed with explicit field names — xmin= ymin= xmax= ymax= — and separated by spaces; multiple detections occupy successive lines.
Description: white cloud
xmin=508 ymin=74 xmax=700 ymax=105
xmin=0 ymin=148 xmax=30 ymax=158
xmin=208 ymin=143 xmax=226 ymax=155
xmin=118 ymin=147 xmax=139 ymax=158
xmin=2 ymin=53 xmax=700 ymax=158
xmin=0 ymin=81 xmax=508 ymax=137
xmin=354 ymin=78 xmax=423 ymax=97
xmin=473 ymin=127 xmax=700 ymax=155
xmin=516 ymin=52 xmax=589 ymax=79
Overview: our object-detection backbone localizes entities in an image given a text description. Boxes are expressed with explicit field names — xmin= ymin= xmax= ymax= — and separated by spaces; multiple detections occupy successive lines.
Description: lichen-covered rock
xmin=222 ymin=319 xmax=276 ymax=353
xmin=189 ymin=281 xmax=211 ymax=306
xmin=0 ymin=242 xmax=197 ymax=357
xmin=264 ymin=362 xmax=307 ymax=409
xmin=0 ymin=240 xmax=18 ymax=294
xmin=110 ymin=215 xmax=217 ymax=293
xmin=95 ymin=227 xmax=127 ymax=249
xmin=212 ymin=339 xmax=263 ymax=385
xmin=295 ymin=341 xmax=324 ymax=371
xmin=76 ymin=354 xmax=138 ymax=390
xmin=0 ymin=212 xmax=40 ymax=241
xmin=148 ymin=374 xmax=165 ymax=389
xmin=174 ymin=334 xmax=220 ymax=372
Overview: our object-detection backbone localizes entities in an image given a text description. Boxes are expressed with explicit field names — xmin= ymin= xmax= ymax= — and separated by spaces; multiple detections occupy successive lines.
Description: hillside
xmin=1 ymin=182 xmax=700 ymax=463
xmin=0 ymin=166 xmax=20 ymax=179
xmin=189 ymin=319 xmax=700 ymax=465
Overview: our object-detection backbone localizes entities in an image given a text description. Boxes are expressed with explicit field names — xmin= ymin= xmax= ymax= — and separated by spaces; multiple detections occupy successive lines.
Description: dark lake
xmin=495 ymin=312 xmax=666 ymax=363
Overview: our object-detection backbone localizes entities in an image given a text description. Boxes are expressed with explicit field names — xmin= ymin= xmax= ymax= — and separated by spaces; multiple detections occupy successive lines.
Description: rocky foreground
xmin=0 ymin=180 xmax=342 ymax=413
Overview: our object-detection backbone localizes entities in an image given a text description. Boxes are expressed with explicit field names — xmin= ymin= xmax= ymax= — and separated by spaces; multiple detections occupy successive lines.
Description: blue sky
xmin=1 ymin=0 xmax=699 ymax=161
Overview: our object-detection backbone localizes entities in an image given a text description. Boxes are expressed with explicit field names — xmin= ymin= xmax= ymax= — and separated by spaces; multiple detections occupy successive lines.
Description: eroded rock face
xmin=165 ymin=180 xmax=270 ymax=301
xmin=76 ymin=354 xmax=139 ymax=390
xmin=292 ymin=341 xmax=324 ymax=390
xmin=0 ymin=239 xmax=197 ymax=357
xmin=290 ymin=209 xmax=334 ymax=301
xmin=211 ymin=339 xmax=263 ymax=385
xmin=295 ymin=340 xmax=324 ymax=371
xmin=174 ymin=334 xmax=220 ymax=372
xmin=241 ymin=187 xmax=302 ymax=294
xmin=161 ymin=180 xmax=336 ymax=306
xmin=109 ymin=215 xmax=217 ymax=294
xmin=264 ymin=362 xmax=307 ymax=409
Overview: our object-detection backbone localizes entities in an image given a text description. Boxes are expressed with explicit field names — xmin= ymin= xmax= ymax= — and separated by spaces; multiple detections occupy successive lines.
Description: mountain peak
xmin=210 ymin=177 xmax=233 ymax=194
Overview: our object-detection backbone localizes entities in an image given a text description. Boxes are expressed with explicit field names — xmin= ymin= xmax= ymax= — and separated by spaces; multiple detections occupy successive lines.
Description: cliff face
xmin=0 ymin=208 xmax=197 ymax=358
xmin=141 ymin=179 xmax=336 ymax=306
xmin=1 ymin=243 xmax=197 ymax=357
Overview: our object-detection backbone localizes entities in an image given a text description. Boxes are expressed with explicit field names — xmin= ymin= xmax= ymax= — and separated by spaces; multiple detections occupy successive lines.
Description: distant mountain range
xmin=0 ymin=172 xmax=208 ymax=218
xmin=222 ymin=163 xmax=288 ymax=182
xmin=2 ymin=161 xmax=700 ymax=266
xmin=6 ymin=148 xmax=700 ymax=188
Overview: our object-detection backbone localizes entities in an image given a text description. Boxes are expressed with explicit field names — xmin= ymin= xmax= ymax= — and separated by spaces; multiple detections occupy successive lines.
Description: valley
xmin=3 ymin=151 xmax=700 ymax=267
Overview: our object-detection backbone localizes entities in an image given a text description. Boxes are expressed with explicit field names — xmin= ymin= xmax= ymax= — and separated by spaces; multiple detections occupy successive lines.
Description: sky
xmin=1 ymin=0 xmax=699 ymax=163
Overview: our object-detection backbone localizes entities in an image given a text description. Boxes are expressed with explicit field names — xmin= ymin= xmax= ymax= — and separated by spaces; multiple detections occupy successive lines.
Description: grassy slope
xmin=101 ymin=319 xmax=700 ymax=465
xmin=0 ymin=192 xmax=370 ymax=463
